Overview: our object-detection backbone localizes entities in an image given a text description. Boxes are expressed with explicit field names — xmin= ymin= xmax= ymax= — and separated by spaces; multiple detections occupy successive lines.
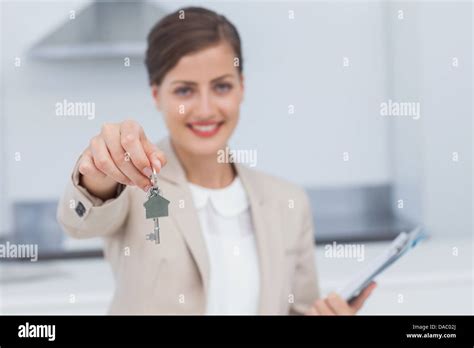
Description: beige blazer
xmin=57 ymin=137 xmax=320 ymax=315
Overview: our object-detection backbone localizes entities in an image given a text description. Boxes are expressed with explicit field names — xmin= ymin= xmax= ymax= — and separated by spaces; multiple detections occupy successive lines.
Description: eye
xmin=215 ymin=83 xmax=233 ymax=94
xmin=174 ymin=86 xmax=193 ymax=97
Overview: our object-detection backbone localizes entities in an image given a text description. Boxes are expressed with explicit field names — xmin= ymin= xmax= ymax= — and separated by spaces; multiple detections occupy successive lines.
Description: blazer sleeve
xmin=289 ymin=191 xmax=321 ymax=315
xmin=56 ymin=155 xmax=131 ymax=239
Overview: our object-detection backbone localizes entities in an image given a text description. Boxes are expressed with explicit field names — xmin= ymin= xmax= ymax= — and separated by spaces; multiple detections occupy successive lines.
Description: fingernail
xmin=143 ymin=185 xmax=151 ymax=192
xmin=152 ymin=158 xmax=162 ymax=171
xmin=143 ymin=167 xmax=152 ymax=177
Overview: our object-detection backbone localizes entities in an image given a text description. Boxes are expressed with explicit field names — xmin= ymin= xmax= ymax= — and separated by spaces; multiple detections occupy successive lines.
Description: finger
xmin=349 ymin=282 xmax=377 ymax=312
xmin=306 ymin=306 xmax=318 ymax=316
xmin=142 ymin=138 xmax=167 ymax=172
xmin=326 ymin=292 xmax=353 ymax=315
xmin=314 ymin=299 xmax=335 ymax=316
xmin=89 ymin=136 xmax=130 ymax=185
xmin=101 ymin=123 xmax=151 ymax=190
xmin=119 ymin=121 xmax=153 ymax=177
xmin=78 ymin=149 xmax=106 ymax=179
xmin=89 ymin=136 xmax=133 ymax=186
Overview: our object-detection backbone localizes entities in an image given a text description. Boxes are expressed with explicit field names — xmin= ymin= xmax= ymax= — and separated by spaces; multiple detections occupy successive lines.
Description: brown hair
xmin=145 ymin=6 xmax=243 ymax=86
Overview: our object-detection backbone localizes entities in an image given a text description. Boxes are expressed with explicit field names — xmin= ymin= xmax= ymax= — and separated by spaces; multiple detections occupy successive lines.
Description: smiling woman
xmin=57 ymin=6 xmax=375 ymax=315
xmin=149 ymin=43 xmax=244 ymax=159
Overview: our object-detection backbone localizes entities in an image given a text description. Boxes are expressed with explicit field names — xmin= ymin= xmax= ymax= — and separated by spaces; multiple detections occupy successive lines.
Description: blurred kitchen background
xmin=0 ymin=0 xmax=472 ymax=314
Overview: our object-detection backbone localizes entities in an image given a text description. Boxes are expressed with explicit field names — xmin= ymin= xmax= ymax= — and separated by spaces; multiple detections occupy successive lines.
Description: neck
xmin=171 ymin=140 xmax=236 ymax=189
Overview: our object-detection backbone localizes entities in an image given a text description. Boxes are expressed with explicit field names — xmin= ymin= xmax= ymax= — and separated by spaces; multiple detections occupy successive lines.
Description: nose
xmin=195 ymin=90 xmax=214 ymax=118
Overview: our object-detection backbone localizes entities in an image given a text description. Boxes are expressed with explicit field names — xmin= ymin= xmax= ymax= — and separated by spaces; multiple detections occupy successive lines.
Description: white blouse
xmin=188 ymin=177 xmax=260 ymax=315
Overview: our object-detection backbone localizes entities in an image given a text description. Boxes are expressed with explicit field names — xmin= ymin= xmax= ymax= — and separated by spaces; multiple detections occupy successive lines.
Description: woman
xmin=57 ymin=6 xmax=376 ymax=315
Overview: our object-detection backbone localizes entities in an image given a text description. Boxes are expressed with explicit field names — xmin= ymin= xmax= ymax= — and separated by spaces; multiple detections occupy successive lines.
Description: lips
xmin=187 ymin=121 xmax=224 ymax=138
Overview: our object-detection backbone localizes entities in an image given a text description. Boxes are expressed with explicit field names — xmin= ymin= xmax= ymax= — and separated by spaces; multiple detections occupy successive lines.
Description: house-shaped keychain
xmin=144 ymin=193 xmax=170 ymax=219
xmin=143 ymin=167 xmax=170 ymax=244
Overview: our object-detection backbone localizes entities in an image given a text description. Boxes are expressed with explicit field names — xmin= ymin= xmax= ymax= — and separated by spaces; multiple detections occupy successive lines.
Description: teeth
xmin=192 ymin=124 xmax=217 ymax=132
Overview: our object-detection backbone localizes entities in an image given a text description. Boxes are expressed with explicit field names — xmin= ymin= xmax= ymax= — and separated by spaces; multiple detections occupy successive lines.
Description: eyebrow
xmin=171 ymin=74 xmax=234 ymax=85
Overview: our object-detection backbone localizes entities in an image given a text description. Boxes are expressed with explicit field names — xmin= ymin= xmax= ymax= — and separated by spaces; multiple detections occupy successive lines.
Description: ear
xmin=151 ymin=84 xmax=162 ymax=111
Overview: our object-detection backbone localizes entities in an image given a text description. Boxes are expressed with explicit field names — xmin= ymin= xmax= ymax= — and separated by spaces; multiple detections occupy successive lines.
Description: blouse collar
xmin=188 ymin=177 xmax=249 ymax=217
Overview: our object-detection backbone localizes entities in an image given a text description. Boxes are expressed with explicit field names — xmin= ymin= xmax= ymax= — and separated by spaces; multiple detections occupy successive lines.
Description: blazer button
xmin=75 ymin=201 xmax=86 ymax=217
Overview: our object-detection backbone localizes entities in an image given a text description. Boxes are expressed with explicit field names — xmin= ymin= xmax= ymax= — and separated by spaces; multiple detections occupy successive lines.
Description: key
xmin=143 ymin=168 xmax=170 ymax=244
xmin=152 ymin=216 xmax=160 ymax=243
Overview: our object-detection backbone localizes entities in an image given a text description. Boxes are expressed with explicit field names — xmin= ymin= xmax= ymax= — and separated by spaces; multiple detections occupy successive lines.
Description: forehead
xmin=164 ymin=42 xmax=238 ymax=83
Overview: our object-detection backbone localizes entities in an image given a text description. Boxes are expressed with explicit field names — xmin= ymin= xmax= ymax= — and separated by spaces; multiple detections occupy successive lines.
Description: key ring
xmin=151 ymin=167 xmax=158 ymax=189
xmin=148 ymin=167 xmax=160 ymax=196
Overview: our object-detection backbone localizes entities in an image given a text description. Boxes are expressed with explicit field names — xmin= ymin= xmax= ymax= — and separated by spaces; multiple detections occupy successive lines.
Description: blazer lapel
xmin=235 ymin=163 xmax=285 ymax=314
xmin=157 ymin=138 xmax=210 ymax=301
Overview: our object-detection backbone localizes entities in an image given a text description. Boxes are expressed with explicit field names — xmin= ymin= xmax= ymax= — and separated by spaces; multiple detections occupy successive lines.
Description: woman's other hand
xmin=305 ymin=282 xmax=377 ymax=315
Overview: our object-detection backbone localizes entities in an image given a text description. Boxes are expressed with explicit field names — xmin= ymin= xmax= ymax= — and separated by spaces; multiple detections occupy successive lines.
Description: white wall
xmin=191 ymin=1 xmax=391 ymax=188
xmin=388 ymin=1 xmax=472 ymax=236
xmin=9 ymin=1 xmax=474 ymax=239
xmin=0 ymin=1 xmax=5 ymax=236
xmin=1 ymin=0 xmax=391 ymax=191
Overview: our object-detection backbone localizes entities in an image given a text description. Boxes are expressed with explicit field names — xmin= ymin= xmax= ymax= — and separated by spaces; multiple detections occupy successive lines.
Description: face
xmin=152 ymin=42 xmax=244 ymax=157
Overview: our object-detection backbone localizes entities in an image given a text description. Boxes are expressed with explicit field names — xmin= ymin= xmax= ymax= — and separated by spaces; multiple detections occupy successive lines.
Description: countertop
xmin=0 ymin=235 xmax=472 ymax=314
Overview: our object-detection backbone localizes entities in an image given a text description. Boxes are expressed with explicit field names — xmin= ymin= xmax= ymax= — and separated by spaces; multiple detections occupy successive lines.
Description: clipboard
xmin=338 ymin=226 xmax=427 ymax=302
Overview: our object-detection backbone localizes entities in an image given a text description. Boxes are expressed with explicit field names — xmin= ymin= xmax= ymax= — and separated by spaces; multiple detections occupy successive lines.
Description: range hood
xmin=28 ymin=1 xmax=166 ymax=60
